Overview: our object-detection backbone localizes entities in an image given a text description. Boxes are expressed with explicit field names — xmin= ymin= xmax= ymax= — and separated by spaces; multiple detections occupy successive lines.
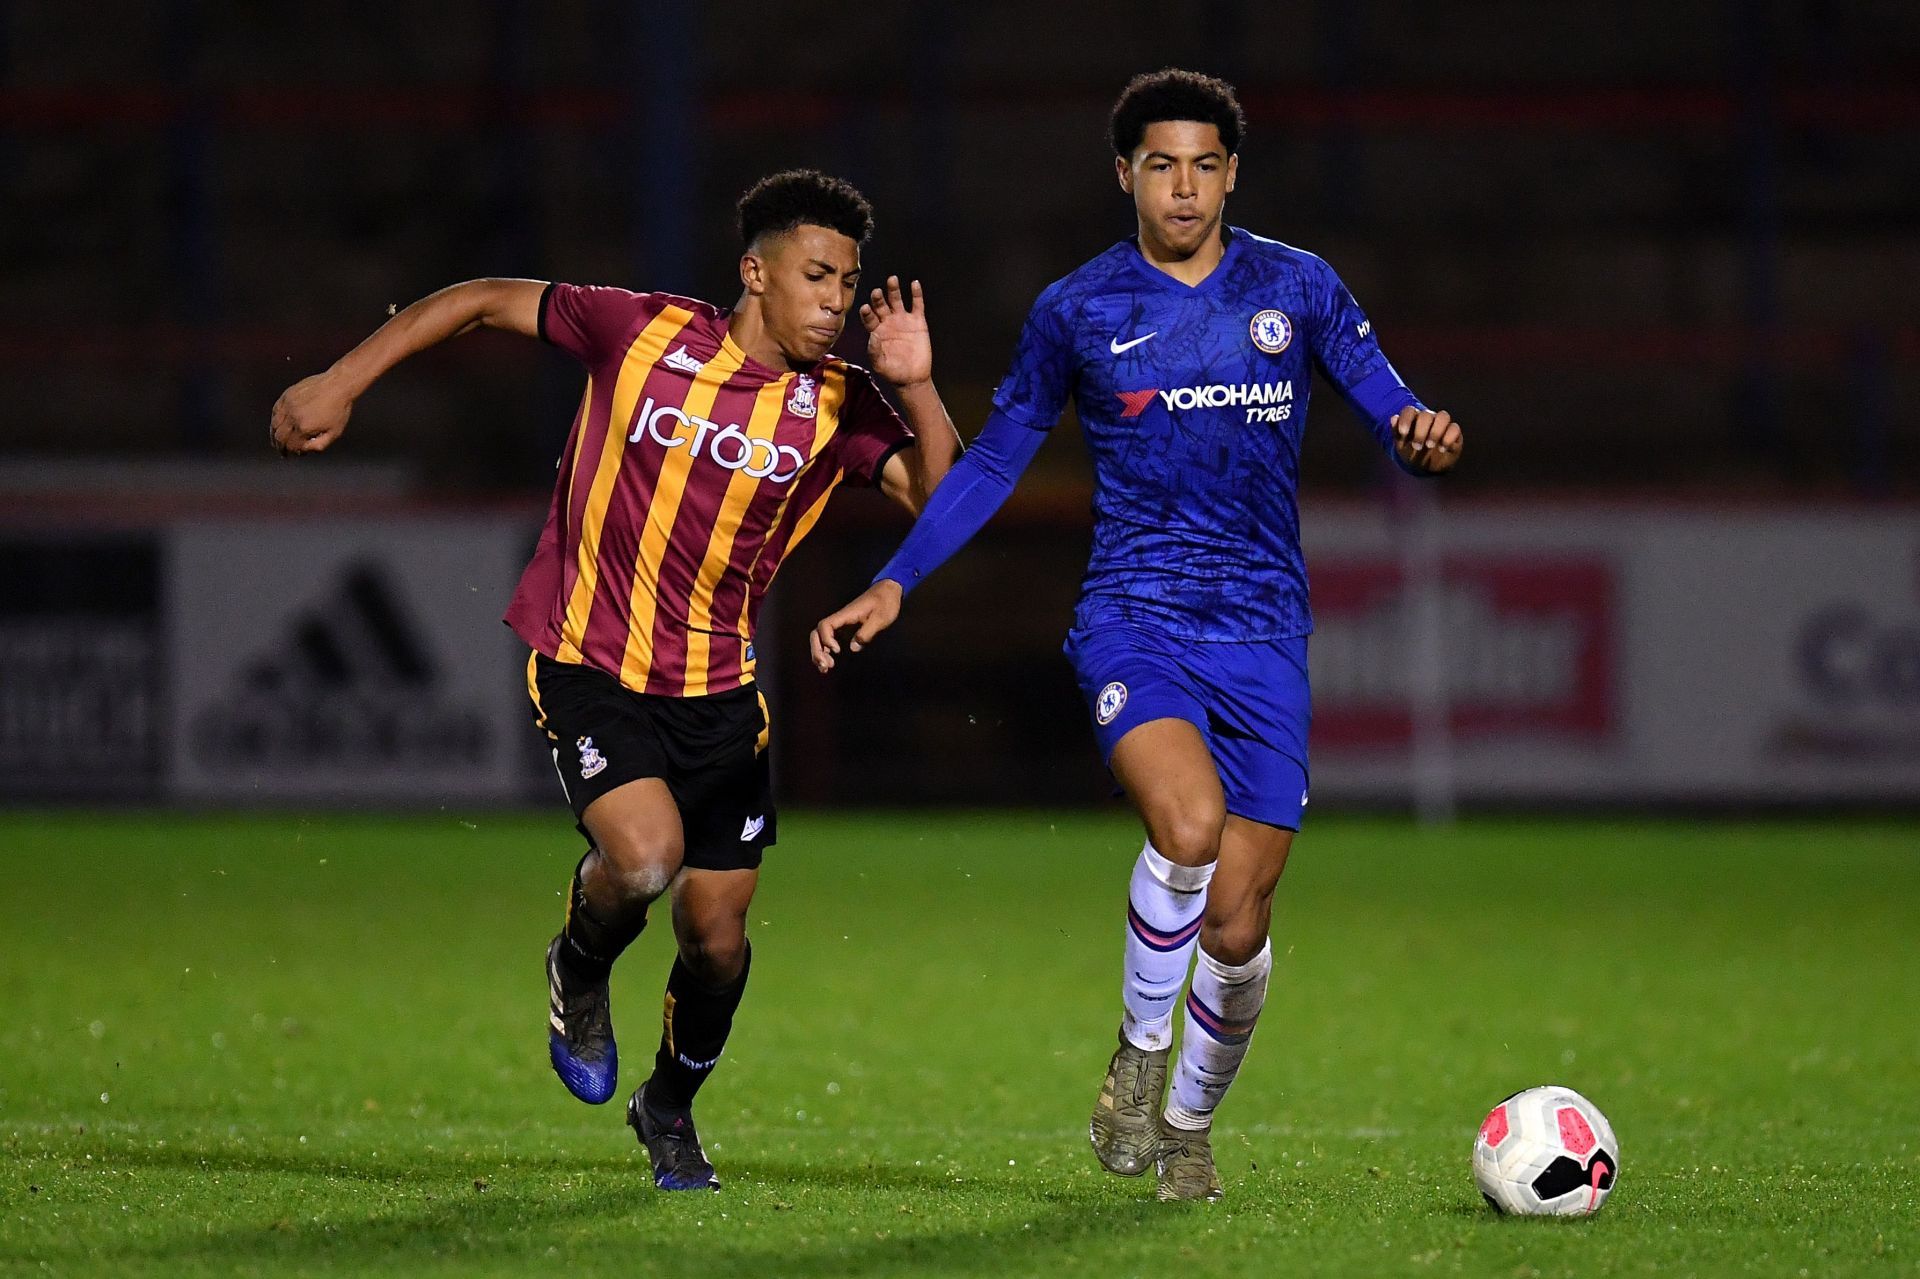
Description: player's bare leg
xmin=548 ymin=779 xmax=685 ymax=1104
xmin=1157 ymin=815 xmax=1291 ymax=1201
xmin=1088 ymin=719 xmax=1226 ymax=1176
xmin=628 ymin=866 xmax=757 ymax=1191
xmin=1199 ymin=816 xmax=1291 ymax=965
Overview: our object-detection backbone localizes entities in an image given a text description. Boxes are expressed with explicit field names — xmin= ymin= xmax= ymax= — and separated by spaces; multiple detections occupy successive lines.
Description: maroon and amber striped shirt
xmin=504 ymin=285 xmax=911 ymax=697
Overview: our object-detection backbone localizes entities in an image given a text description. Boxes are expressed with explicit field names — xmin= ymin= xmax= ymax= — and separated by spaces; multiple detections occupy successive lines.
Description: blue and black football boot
xmin=546 ymin=935 xmax=617 ymax=1104
xmin=627 ymin=1081 xmax=721 ymax=1191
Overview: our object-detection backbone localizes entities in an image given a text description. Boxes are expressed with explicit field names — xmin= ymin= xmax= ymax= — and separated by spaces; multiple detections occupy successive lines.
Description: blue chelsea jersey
xmin=991 ymin=227 xmax=1423 ymax=642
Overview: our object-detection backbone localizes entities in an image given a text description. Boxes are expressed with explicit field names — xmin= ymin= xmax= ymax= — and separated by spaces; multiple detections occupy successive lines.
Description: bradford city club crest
xmin=1249 ymin=308 xmax=1293 ymax=355
xmin=787 ymin=374 xmax=818 ymax=418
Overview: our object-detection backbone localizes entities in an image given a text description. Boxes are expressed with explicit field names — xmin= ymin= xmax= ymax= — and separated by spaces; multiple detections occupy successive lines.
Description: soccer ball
xmin=1473 ymin=1085 xmax=1619 ymax=1217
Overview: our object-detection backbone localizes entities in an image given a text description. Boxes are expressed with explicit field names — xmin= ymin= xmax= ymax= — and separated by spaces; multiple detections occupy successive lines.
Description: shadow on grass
xmin=32 ymin=1136 xmax=647 ymax=1185
xmin=8 ymin=1139 xmax=1199 ymax=1277
xmin=35 ymin=1139 xmax=1000 ymax=1194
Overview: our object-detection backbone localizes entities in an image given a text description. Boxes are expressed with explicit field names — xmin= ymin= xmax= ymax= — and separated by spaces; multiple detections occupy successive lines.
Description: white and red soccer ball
xmin=1473 ymin=1085 xmax=1619 ymax=1216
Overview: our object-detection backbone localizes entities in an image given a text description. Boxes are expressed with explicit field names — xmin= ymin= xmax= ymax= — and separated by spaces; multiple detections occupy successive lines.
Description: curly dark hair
xmin=1109 ymin=68 xmax=1246 ymax=158
xmin=735 ymin=169 xmax=874 ymax=248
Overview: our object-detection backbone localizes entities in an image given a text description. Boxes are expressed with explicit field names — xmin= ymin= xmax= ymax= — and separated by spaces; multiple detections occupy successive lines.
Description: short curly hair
xmin=1109 ymin=68 xmax=1246 ymax=158
xmin=736 ymin=169 xmax=874 ymax=248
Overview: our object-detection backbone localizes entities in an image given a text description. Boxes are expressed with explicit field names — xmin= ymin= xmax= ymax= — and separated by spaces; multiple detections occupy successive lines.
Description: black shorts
xmin=526 ymin=652 xmax=775 ymax=871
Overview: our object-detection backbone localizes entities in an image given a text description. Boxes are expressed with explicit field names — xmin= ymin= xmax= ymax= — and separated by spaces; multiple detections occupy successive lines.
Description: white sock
xmin=1120 ymin=842 xmax=1213 ymax=1052
xmin=1165 ymin=940 xmax=1272 ymax=1130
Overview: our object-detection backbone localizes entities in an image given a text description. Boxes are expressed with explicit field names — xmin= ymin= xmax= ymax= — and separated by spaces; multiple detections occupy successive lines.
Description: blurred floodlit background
xmin=2 ymin=1 xmax=1915 ymax=814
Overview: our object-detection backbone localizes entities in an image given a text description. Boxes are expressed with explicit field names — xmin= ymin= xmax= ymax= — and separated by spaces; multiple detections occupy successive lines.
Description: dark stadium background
xmin=4 ymin=9 xmax=1919 ymax=1275
xmin=2 ymin=1 xmax=1915 ymax=811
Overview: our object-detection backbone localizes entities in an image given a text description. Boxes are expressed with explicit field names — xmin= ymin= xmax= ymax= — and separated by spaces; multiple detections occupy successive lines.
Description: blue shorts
xmin=1064 ymin=624 xmax=1311 ymax=831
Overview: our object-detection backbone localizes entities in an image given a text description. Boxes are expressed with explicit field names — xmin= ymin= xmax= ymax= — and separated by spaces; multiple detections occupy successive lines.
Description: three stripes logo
xmin=189 ymin=562 xmax=489 ymax=768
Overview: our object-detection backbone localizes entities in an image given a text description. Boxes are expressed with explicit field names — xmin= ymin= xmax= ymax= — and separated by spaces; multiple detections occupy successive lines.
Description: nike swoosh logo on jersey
xmin=1109 ymin=332 xmax=1157 ymax=354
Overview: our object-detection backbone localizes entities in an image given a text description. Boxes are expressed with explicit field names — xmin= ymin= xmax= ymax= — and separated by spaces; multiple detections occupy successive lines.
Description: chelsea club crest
xmin=787 ymin=374 xmax=818 ymax=418
xmin=1249 ymin=309 xmax=1293 ymax=355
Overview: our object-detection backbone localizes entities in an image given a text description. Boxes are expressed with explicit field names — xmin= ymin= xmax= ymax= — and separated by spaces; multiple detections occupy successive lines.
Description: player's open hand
xmin=861 ymin=277 xmax=931 ymax=390
xmin=810 ymin=579 xmax=904 ymax=673
xmin=270 ymin=371 xmax=353 ymax=457
xmin=1391 ymin=407 xmax=1463 ymax=475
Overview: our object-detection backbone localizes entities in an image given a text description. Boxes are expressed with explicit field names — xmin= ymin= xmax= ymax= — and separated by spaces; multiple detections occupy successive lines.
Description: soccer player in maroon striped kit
xmin=270 ymin=170 xmax=959 ymax=1189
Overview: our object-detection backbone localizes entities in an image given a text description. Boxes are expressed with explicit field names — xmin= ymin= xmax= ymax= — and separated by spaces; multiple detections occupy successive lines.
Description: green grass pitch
xmin=1 ymin=812 xmax=1915 ymax=1276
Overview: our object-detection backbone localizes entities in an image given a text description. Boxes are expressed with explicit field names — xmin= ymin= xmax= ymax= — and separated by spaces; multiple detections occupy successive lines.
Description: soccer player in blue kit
xmin=811 ymin=69 xmax=1463 ymax=1201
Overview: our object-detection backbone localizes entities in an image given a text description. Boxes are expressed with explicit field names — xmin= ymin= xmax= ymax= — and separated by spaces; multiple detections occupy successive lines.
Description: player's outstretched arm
xmin=1390 ymin=406 xmax=1464 ymax=475
xmin=813 ymin=284 xmax=1068 ymax=673
xmin=809 ymin=579 xmax=903 ymax=671
xmin=809 ymin=408 xmax=1048 ymax=673
xmin=269 ymin=278 xmax=547 ymax=457
xmin=862 ymin=276 xmax=962 ymax=514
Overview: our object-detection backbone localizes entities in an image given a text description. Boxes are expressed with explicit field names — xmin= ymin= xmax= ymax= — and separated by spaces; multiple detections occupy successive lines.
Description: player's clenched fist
xmin=269 ymin=370 xmax=354 ymax=457
xmin=1391 ymin=407 xmax=1463 ymax=475
xmin=810 ymin=579 xmax=904 ymax=673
